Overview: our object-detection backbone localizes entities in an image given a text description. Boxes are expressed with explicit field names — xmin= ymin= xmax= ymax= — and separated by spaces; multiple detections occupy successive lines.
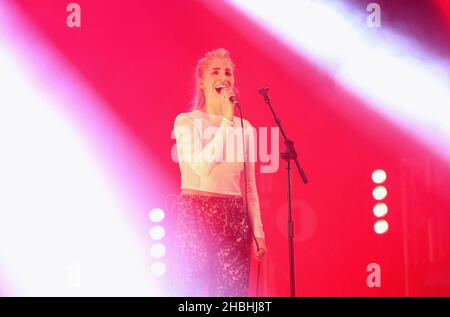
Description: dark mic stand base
xmin=281 ymin=141 xmax=296 ymax=297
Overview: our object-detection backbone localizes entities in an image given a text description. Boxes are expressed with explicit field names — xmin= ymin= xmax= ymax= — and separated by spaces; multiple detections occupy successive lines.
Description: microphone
xmin=216 ymin=85 xmax=240 ymax=107
xmin=258 ymin=87 xmax=270 ymax=104
xmin=258 ymin=87 xmax=269 ymax=96
xmin=229 ymin=95 xmax=239 ymax=106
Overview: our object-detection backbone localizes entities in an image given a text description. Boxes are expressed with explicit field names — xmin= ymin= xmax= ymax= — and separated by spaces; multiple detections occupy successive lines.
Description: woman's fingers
xmin=254 ymin=246 xmax=267 ymax=261
xmin=222 ymin=87 xmax=235 ymax=102
xmin=253 ymin=237 xmax=267 ymax=261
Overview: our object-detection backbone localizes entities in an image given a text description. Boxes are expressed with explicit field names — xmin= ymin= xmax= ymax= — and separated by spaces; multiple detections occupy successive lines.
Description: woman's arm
xmin=242 ymin=120 xmax=267 ymax=261
xmin=246 ymin=159 xmax=268 ymax=261
xmin=174 ymin=113 xmax=233 ymax=177
xmin=245 ymin=160 xmax=265 ymax=239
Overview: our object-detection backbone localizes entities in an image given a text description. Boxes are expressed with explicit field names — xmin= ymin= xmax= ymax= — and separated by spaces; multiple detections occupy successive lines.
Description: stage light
xmin=150 ymin=261 xmax=166 ymax=277
xmin=0 ymin=3 xmax=158 ymax=295
xmin=149 ymin=226 xmax=166 ymax=240
xmin=226 ymin=0 xmax=450 ymax=160
xmin=373 ymin=203 xmax=388 ymax=218
xmin=150 ymin=243 xmax=166 ymax=259
xmin=372 ymin=186 xmax=387 ymax=200
xmin=374 ymin=220 xmax=389 ymax=234
xmin=149 ymin=208 xmax=165 ymax=223
xmin=372 ymin=169 xmax=387 ymax=184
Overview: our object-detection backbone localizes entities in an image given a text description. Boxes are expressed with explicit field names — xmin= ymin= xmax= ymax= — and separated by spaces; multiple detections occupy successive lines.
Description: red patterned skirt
xmin=171 ymin=194 xmax=252 ymax=296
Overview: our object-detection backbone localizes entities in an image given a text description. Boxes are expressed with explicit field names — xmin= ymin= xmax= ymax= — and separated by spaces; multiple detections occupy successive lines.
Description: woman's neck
xmin=202 ymin=101 xmax=222 ymax=116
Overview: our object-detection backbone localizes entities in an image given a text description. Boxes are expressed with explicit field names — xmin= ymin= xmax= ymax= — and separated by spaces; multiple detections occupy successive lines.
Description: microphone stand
xmin=232 ymin=97 xmax=262 ymax=297
xmin=259 ymin=88 xmax=308 ymax=297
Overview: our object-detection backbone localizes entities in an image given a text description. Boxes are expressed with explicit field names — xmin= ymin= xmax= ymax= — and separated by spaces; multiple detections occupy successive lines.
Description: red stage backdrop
xmin=1 ymin=0 xmax=449 ymax=296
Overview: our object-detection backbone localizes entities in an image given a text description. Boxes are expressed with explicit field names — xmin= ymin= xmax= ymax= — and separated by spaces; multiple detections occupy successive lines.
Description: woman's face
xmin=201 ymin=57 xmax=235 ymax=103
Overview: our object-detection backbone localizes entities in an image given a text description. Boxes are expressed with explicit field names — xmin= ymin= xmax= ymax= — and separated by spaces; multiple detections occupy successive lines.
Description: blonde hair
xmin=190 ymin=48 xmax=235 ymax=110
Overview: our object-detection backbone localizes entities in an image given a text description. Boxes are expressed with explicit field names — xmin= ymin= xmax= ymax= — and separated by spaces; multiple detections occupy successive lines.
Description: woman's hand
xmin=220 ymin=87 xmax=235 ymax=121
xmin=252 ymin=237 xmax=268 ymax=261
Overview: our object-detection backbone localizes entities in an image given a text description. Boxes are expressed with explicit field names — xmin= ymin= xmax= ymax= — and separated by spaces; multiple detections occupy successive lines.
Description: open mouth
xmin=214 ymin=85 xmax=226 ymax=94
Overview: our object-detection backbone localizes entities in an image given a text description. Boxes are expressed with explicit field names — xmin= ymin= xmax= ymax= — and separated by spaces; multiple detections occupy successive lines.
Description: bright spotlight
xmin=150 ymin=261 xmax=167 ymax=277
xmin=374 ymin=220 xmax=389 ymax=234
xmin=373 ymin=203 xmax=388 ymax=217
xmin=150 ymin=243 xmax=166 ymax=259
xmin=148 ymin=208 xmax=165 ymax=223
xmin=225 ymin=0 xmax=450 ymax=160
xmin=372 ymin=186 xmax=387 ymax=200
xmin=372 ymin=169 xmax=387 ymax=184
xmin=0 ymin=3 xmax=156 ymax=295
xmin=149 ymin=226 xmax=166 ymax=240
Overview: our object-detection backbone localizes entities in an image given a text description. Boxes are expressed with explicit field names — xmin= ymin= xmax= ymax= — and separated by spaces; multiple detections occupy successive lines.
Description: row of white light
xmin=148 ymin=208 xmax=166 ymax=276
xmin=372 ymin=169 xmax=389 ymax=234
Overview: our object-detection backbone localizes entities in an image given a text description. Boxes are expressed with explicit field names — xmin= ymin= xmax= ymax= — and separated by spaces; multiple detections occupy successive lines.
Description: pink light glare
xmin=223 ymin=0 xmax=450 ymax=162
xmin=0 ymin=2 xmax=168 ymax=295
xmin=435 ymin=0 xmax=450 ymax=31
xmin=10 ymin=0 xmax=450 ymax=296
xmin=0 ymin=272 xmax=15 ymax=296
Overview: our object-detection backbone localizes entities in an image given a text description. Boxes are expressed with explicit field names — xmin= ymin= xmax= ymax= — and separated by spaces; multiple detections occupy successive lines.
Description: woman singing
xmin=172 ymin=48 xmax=267 ymax=296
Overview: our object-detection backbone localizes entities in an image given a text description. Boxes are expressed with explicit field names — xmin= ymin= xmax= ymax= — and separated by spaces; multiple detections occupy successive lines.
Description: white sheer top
xmin=173 ymin=109 xmax=264 ymax=239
